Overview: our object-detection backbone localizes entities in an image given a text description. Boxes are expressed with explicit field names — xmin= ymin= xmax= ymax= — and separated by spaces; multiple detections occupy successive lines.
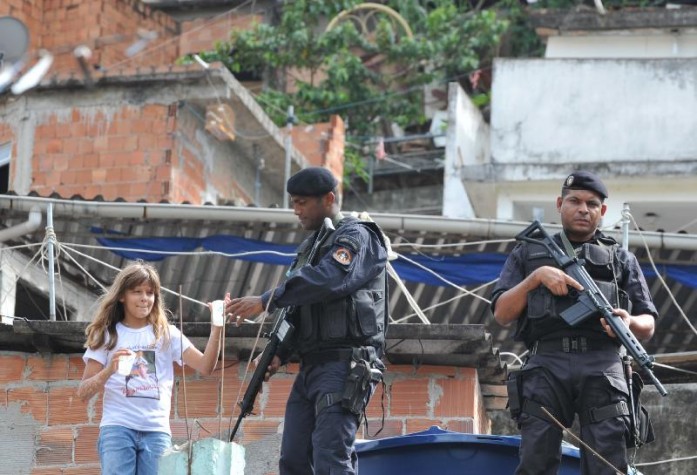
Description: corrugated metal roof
xmin=1 ymin=194 xmax=696 ymax=384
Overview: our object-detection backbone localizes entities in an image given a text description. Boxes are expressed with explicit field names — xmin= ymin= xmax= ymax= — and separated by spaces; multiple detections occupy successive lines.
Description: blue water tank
xmin=355 ymin=426 xmax=581 ymax=475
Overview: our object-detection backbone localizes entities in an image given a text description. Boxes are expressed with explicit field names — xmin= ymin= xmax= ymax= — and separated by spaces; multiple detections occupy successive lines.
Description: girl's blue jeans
xmin=98 ymin=425 xmax=171 ymax=475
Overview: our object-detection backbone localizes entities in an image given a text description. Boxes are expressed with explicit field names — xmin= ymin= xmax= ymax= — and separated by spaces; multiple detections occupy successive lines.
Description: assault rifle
xmin=516 ymin=220 xmax=668 ymax=397
xmin=229 ymin=217 xmax=336 ymax=441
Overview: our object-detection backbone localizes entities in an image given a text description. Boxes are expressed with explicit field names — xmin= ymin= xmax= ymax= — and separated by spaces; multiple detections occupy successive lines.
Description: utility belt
xmin=311 ymin=346 xmax=385 ymax=416
xmin=529 ymin=336 xmax=620 ymax=355
xmin=301 ymin=347 xmax=370 ymax=367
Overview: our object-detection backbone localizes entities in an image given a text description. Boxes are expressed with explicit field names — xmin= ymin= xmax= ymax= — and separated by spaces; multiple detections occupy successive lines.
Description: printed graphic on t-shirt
xmin=123 ymin=350 xmax=160 ymax=399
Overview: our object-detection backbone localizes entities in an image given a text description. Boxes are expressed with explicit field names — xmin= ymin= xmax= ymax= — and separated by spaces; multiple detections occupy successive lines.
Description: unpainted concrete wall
xmin=491 ymin=59 xmax=697 ymax=169
xmin=490 ymin=384 xmax=697 ymax=475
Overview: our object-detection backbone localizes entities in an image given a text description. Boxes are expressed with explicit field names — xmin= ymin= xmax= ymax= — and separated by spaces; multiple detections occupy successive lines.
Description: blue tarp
xmin=94 ymin=232 xmax=697 ymax=288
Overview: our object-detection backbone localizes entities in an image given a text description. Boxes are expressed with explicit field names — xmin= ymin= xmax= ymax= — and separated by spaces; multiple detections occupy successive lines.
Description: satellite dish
xmin=0 ymin=16 xmax=30 ymax=66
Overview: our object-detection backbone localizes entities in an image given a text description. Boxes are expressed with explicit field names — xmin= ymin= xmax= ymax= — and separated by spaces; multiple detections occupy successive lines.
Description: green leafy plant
xmin=193 ymin=1 xmax=509 ymax=178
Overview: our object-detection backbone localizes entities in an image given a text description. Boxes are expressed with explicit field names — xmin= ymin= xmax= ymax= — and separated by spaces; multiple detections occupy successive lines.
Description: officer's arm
xmin=493 ymin=271 xmax=541 ymax=327
xmin=493 ymin=266 xmax=583 ymax=326
xmin=627 ymin=313 xmax=655 ymax=340
xmin=623 ymin=250 xmax=658 ymax=341
xmin=270 ymin=226 xmax=386 ymax=307
xmin=602 ymin=309 xmax=655 ymax=340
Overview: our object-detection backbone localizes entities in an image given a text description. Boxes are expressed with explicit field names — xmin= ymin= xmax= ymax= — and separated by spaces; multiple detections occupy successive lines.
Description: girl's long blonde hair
xmin=85 ymin=261 xmax=171 ymax=350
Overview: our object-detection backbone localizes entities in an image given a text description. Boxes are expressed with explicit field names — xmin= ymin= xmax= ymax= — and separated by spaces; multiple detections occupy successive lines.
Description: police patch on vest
xmin=333 ymin=247 xmax=352 ymax=265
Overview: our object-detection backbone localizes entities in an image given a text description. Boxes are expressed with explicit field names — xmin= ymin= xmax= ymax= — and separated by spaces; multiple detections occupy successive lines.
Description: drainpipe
xmin=0 ymin=205 xmax=42 ymax=242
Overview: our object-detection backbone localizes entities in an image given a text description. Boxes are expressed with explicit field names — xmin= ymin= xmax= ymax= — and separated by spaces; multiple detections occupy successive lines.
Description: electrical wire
xmin=635 ymin=454 xmax=697 ymax=467
xmin=625 ymin=211 xmax=697 ymax=338
xmin=4 ymin=210 xmax=697 ymax=386
xmin=394 ymin=253 xmax=493 ymax=304
xmin=186 ymin=57 xmax=274 ymax=140
xmin=68 ymin=0 xmax=486 ymax=145
xmin=499 ymin=351 xmax=525 ymax=366
xmin=6 ymin=204 xmax=697 ymax=472
xmin=392 ymin=238 xmax=514 ymax=250
xmin=540 ymin=407 xmax=624 ymax=475
xmin=101 ymin=0 xmax=255 ymax=73
xmin=0 ymin=244 xmax=48 ymax=317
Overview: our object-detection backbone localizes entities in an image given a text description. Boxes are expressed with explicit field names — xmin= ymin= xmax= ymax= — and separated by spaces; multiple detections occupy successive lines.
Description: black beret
xmin=562 ymin=170 xmax=608 ymax=200
xmin=286 ymin=167 xmax=338 ymax=196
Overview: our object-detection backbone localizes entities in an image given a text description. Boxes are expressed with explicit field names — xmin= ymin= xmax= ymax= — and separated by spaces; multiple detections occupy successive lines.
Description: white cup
xmin=117 ymin=351 xmax=135 ymax=376
xmin=211 ymin=300 xmax=225 ymax=327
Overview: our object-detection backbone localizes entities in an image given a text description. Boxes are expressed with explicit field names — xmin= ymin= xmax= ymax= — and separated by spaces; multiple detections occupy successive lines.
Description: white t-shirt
xmin=83 ymin=322 xmax=193 ymax=435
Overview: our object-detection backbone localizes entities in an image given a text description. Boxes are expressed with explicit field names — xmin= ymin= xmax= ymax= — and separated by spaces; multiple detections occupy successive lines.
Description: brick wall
xmin=291 ymin=115 xmax=346 ymax=197
xmin=1 ymin=1 xmax=43 ymax=61
xmin=2 ymin=0 xmax=179 ymax=78
xmin=0 ymin=351 xmax=489 ymax=474
xmin=0 ymin=0 xmax=185 ymax=203
xmin=179 ymin=13 xmax=263 ymax=57
xmin=29 ymin=104 xmax=175 ymax=202
xmin=2 ymin=97 xmax=348 ymax=204
xmin=0 ymin=1 xmax=346 ymax=205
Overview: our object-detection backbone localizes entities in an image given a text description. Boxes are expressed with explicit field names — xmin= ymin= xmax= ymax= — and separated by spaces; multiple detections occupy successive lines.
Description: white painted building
xmin=444 ymin=7 xmax=697 ymax=233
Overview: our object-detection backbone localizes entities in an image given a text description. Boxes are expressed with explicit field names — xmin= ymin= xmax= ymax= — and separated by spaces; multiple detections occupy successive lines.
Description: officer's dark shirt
xmin=490 ymin=230 xmax=657 ymax=343
xmin=261 ymin=219 xmax=387 ymax=311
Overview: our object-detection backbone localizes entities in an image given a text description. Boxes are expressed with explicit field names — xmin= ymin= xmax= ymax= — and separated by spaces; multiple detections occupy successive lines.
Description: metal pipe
xmin=621 ymin=203 xmax=631 ymax=251
xmin=46 ymin=203 xmax=56 ymax=321
xmin=0 ymin=205 xmax=42 ymax=241
xmin=282 ymin=105 xmax=294 ymax=209
xmin=2 ymin=194 xmax=697 ymax=251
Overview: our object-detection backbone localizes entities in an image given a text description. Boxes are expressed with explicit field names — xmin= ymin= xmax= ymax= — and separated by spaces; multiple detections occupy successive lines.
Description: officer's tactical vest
xmin=291 ymin=217 xmax=388 ymax=356
xmin=516 ymin=234 xmax=630 ymax=345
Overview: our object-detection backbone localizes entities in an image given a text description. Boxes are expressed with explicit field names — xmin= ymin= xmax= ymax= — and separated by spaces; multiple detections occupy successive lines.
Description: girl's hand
xmin=207 ymin=292 xmax=232 ymax=327
xmin=108 ymin=348 xmax=133 ymax=374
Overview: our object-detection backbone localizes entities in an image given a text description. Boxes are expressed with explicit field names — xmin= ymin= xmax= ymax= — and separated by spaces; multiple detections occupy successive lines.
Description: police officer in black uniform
xmin=490 ymin=171 xmax=657 ymax=475
xmin=227 ymin=167 xmax=388 ymax=475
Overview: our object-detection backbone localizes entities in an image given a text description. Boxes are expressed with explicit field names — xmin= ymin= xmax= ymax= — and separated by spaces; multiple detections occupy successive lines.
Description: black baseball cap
xmin=286 ymin=167 xmax=338 ymax=196
xmin=562 ymin=171 xmax=608 ymax=200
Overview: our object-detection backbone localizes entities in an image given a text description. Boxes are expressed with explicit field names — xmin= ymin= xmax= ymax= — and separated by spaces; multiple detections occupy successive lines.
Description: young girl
xmin=78 ymin=261 xmax=228 ymax=475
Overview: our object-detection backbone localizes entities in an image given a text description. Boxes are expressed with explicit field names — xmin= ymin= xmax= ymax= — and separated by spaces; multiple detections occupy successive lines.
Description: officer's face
xmin=557 ymin=189 xmax=607 ymax=242
xmin=290 ymin=193 xmax=332 ymax=231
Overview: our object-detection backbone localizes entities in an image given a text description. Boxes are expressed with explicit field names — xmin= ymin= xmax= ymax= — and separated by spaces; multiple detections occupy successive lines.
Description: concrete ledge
xmin=530 ymin=7 xmax=697 ymax=33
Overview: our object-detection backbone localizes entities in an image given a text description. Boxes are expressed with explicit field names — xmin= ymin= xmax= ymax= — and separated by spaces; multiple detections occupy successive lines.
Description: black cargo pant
xmin=515 ymin=345 xmax=630 ymax=475
xmin=279 ymin=359 xmax=360 ymax=475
